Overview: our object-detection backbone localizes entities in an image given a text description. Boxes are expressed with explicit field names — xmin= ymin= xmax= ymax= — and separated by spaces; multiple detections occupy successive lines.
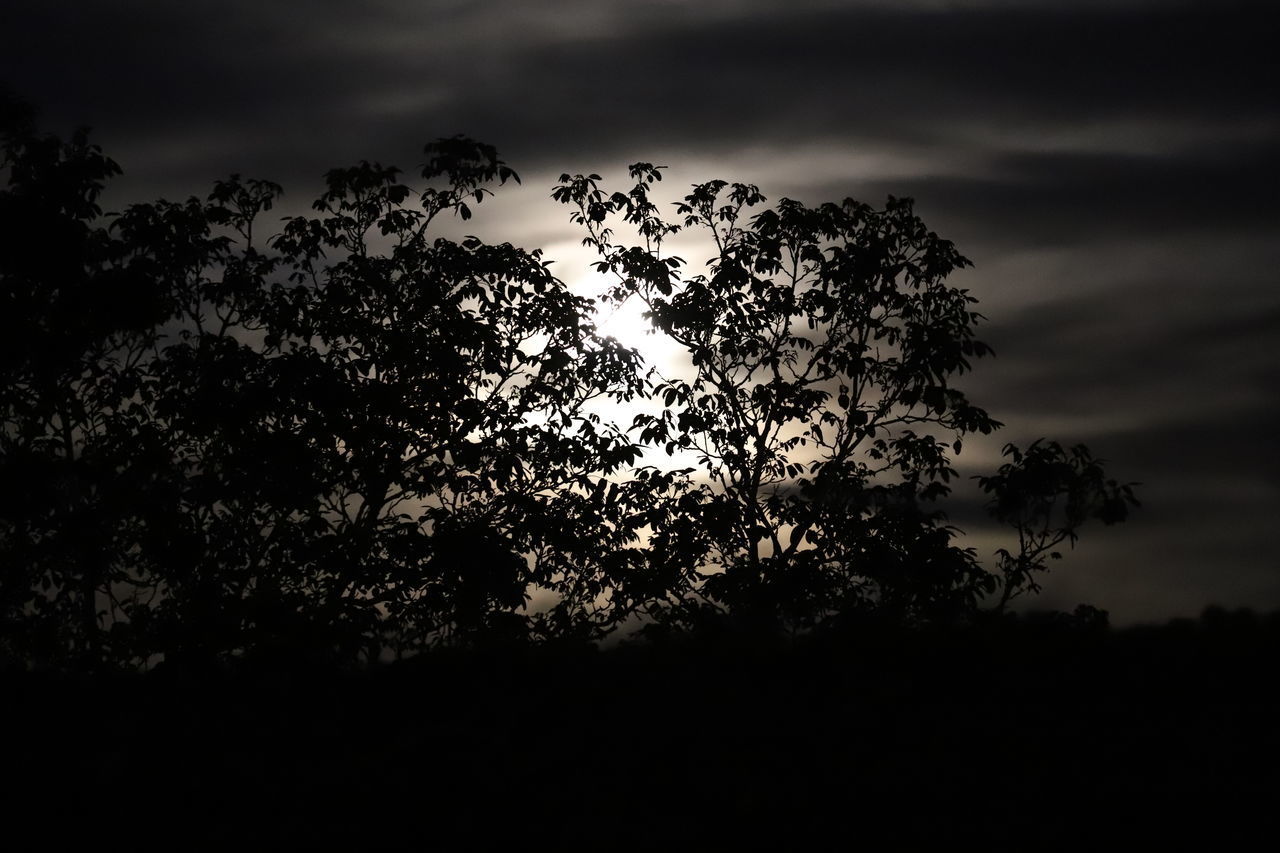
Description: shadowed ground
xmin=6 ymin=611 xmax=1278 ymax=847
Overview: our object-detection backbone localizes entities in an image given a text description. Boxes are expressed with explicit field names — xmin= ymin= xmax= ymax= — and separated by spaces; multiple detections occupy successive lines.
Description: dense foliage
xmin=0 ymin=105 xmax=1136 ymax=668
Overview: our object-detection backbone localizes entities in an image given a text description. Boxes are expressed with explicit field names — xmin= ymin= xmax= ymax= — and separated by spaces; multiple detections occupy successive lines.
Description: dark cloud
xmin=974 ymin=279 xmax=1280 ymax=424
xmin=7 ymin=1 xmax=1277 ymax=190
xmin=848 ymin=140 xmax=1280 ymax=252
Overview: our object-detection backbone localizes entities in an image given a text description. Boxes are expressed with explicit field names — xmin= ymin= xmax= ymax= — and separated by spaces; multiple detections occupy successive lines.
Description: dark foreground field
xmin=6 ymin=611 xmax=1278 ymax=848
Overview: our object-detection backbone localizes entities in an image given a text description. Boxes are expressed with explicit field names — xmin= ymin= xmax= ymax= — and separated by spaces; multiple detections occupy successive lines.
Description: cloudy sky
xmin=5 ymin=0 xmax=1277 ymax=624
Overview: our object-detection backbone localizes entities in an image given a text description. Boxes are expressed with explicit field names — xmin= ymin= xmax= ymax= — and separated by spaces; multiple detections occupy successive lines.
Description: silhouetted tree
xmin=2 ymin=115 xmax=659 ymax=666
xmin=0 ymin=99 xmax=147 ymax=666
xmin=553 ymin=165 xmax=1137 ymax=632
xmin=266 ymin=153 xmax=718 ymax=654
xmin=978 ymin=439 xmax=1137 ymax=613
xmin=232 ymin=146 xmax=657 ymax=653
xmin=1 ymin=97 xmax=1136 ymax=668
